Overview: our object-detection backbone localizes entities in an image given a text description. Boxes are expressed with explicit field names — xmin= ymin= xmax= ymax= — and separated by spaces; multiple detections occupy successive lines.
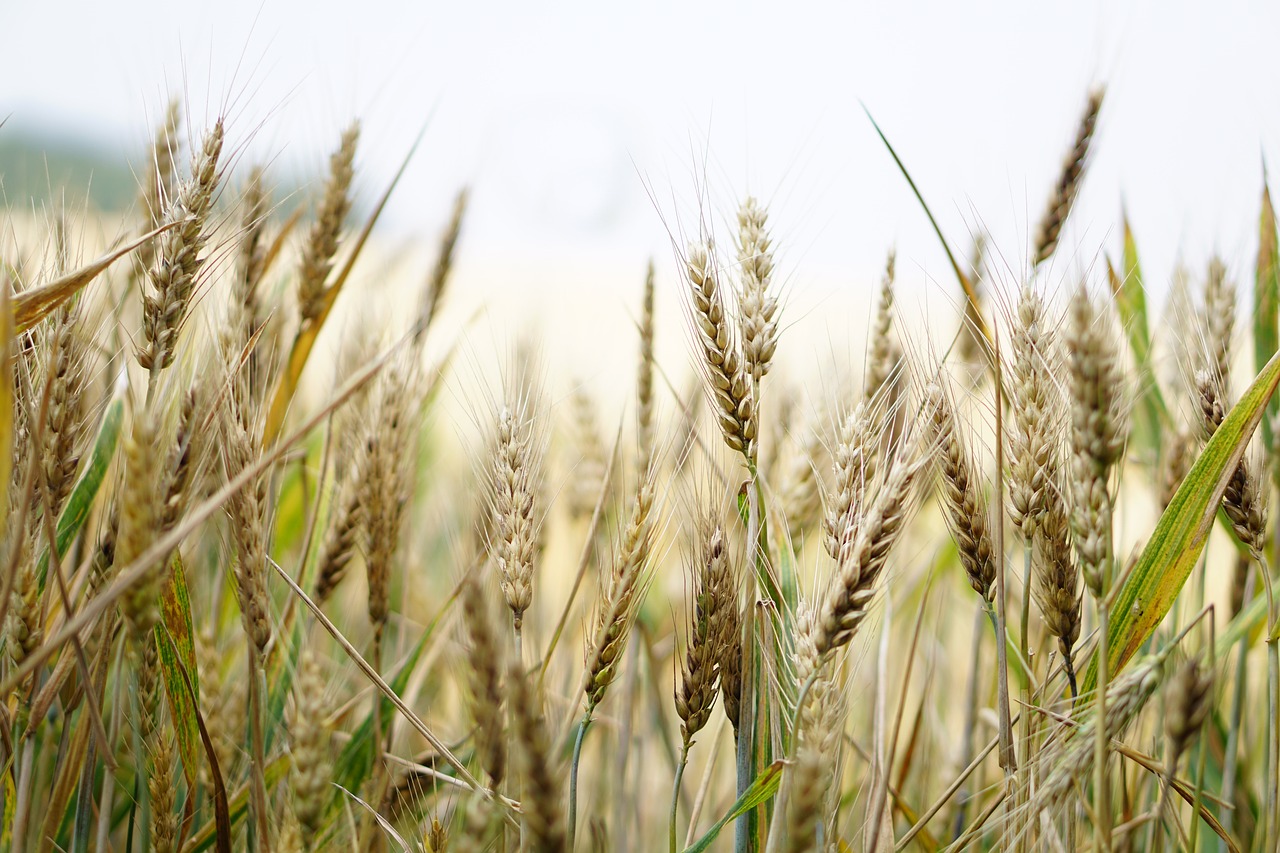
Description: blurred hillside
xmin=0 ymin=125 xmax=137 ymax=212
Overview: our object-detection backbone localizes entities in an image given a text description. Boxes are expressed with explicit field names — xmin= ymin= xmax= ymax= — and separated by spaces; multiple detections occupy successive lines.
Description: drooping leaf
xmin=14 ymin=224 xmax=172 ymax=333
xmin=681 ymin=760 xmax=784 ymax=853
xmin=157 ymin=555 xmax=201 ymax=788
xmin=1082 ymin=347 xmax=1280 ymax=694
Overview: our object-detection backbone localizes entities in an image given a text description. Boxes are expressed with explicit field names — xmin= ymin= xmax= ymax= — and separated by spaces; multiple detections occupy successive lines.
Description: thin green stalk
xmin=569 ymin=712 xmax=591 ymax=851
xmin=670 ymin=742 xmax=690 ymax=853
xmin=1095 ymin=596 xmax=1112 ymax=853
xmin=1219 ymin=617 xmax=1250 ymax=852
xmin=1267 ymin=639 xmax=1279 ymax=853
xmin=248 ymin=646 xmax=270 ymax=850
xmin=951 ymin=606 xmax=984 ymax=841
xmin=96 ymin=637 xmax=126 ymax=853
xmin=735 ymin=465 xmax=763 ymax=853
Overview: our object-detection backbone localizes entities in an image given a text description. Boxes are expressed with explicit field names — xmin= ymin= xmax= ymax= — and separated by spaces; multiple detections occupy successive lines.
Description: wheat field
xmin=1 ymin=80 xmax=1278 ymax=853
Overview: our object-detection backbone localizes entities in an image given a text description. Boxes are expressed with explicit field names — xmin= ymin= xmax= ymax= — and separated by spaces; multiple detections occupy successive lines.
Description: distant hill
xmin=0 ymin=124 xmax=308 ymax=218
xmin=0 ymin=125 xmax=140 ymax=212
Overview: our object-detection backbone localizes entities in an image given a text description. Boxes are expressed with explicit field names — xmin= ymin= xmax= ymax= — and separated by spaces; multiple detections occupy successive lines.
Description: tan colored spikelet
xmin=362 ymin=359 xmax=419 ymax=643
xmin=584 ymin=466 xmax=657 ymax=713
xmin=1007 ymin=284 xmax=1061 ymax=536
xmin=415 ymin=187 xmax=468 ymax=341
xmin=461 ymin=573 xmax=506 ymax=787
xmin=1064 ymin=283 xmax=1127 ymax=596
xmin=117 ymin=410 xmax=164 ymax=641
xmin=313 ymin=470 xmax=363 ymax=605
xmin=1194 ymin=369 xmax=1268 ymax=557
xmin=676 ymin=518 xmax=730 ymax=746
xmin=1202 ymin=256 xmax=1235 ymax=392
xmin=865 ymin=251 xmax=903 ymax=406
xmin=140 ymin=98 xmax=183 ymax=257
xmin=161 ymin=384 xmax=203 ymax=535
xmin=779 ymin=419 xmax=824 ymax=546
xmin=149 ymin=724 xmax=178 ymax=853
xmin=277 ymin=811 xmax=304 ymax=853
xmin=957 ymin=233 xmax=988 ymax=369
xmin=565 ymin=384 xmax=609 ymax=521
xmin=298 ymin=122 xmax=359 ymax=325
xmin=508 ymin=660 xmax=567 ymax=851
xmin=1159 ymin=429 xmax=1193 ymax=511
xmin=823 ymin=402 xmax=873 ymax=564
xmin=4 ymin=554 xmax=40 ymax=669
xmin=291 ymin=651 xmax=332 ymax=842
xmin=1033 ymin=89 xmax=1103 ymax=266
xmin=818 ymin=434 xmax=922 ymax=657
xmin=1164 ymin=656 xmax=1212 ymax=769
xmin=220 ymin=400 xmax=272 ymax=655
xmin=231 ymin=167 xmax=271 ymax=391
xmin=924 ymin=377 xmax=996 ymax=602
xmin=195 ymin=631 xmax=238 ymax=788
xmin=685 ymin=240 xmax=757 ymax=464
xmin=487 ymin=379 xmax=543 ymax=633
xmin=39 ymin=303 xmax=89 ymax=520
xmin=786 ymin=606 xmax=843 ymax=853
xmin=138 ymin=118 xmax=225 ymax=372
xmin=1031 ymin=482 xmax=1082 ymax=693
xmin=1040 ymin=653 xmax=1165 ymax=808
xmin=737 ymin=197 xmax=779 ymax=383
xmin=637 ymin=259 xmax=657 ymax=470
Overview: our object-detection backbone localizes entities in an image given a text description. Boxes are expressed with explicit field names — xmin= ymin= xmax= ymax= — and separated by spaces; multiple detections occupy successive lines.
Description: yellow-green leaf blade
xmin=158 ymin=554 xmax=202 ymax=789
xmin=1082 ymin=347 xmax=1280 ymax=694
xmin=36 ymin=390 xmax=124 ymax=586
xmin=681 ymin=760 xmax=784 ymax=853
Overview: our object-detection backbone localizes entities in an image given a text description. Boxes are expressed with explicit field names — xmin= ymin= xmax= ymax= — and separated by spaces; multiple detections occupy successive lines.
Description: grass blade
xmin=682 ymin=760 xmax=784 ymax=853
xmin=1082 ymin=347 xmax=1280 ymax=694
xmin=157 ymin=555 xmax=202 ymax=789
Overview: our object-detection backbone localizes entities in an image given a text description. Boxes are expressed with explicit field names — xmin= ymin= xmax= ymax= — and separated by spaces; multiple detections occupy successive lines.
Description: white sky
xmin=7 ymin=0 xmax=1280 ymax=394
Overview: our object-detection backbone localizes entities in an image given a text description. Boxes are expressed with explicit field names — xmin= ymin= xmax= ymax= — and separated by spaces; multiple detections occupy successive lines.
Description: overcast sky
xmin=7 ymin=1 xmax=1280 ymax=383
